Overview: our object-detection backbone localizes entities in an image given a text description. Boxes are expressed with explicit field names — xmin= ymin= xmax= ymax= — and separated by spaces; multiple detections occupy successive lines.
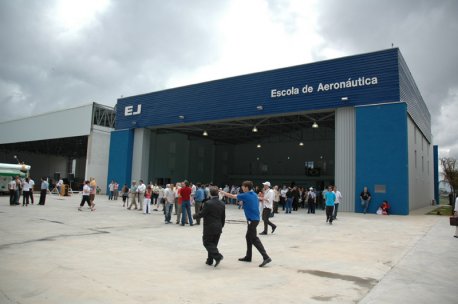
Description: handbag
xmin=450 ymin=217 xmax=458 ymax=226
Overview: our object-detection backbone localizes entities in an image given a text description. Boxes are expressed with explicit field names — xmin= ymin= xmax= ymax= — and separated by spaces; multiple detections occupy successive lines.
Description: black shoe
xmin=214 ymin=256 xmax=223 ymax=267
xmin=238 ymin=257 xmax=251 ymax=262
xmin=206 ymin=259 xmax=213 ymax=266
xmin=454 ymin=236 xmax=458 ymax=238
xmin=181 ymin=224 xmax=185 ymax=226
xmin=271 ymin=226 xmax=277 ymax=234
xmin=259 ymin=257 xmax=272 ymax=267
xmin=259 ymin=231 xmax=267 ymax=235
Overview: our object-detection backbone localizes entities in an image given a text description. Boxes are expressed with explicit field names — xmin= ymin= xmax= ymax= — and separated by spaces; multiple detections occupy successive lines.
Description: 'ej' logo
xmin=124 ymin=104 xmax=142 ymax=116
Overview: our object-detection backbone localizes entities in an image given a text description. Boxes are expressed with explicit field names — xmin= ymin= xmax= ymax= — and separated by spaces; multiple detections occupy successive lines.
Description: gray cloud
xmin=0 ymin=0 xmax=226 ymax=120
xmin=1 ymin=0 xmax=457 ymax=159
xmin=314 ymin=0 xmax=458 ymax=156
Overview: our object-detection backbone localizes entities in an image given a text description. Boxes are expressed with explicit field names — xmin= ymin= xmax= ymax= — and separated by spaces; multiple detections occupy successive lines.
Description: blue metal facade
xmin=106 ymin=129 xmax=134 ymax=192
xmin=355 ymin=103 xmax=409 ymax=215
xmin=116 ymin=49 xmax=401 ymax=130
xmin=109 ymin=48 xmax=432 ymax=215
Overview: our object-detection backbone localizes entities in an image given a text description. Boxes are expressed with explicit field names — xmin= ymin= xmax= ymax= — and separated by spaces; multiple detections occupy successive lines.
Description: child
xmin=121 ymin=184 xmax=129 ymax=207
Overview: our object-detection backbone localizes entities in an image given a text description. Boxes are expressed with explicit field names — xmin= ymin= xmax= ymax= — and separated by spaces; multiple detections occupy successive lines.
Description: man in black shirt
xmin=194 ymin=186 xmax=226 ymax=267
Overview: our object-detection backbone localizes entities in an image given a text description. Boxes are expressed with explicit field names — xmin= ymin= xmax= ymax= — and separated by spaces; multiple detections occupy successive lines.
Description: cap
xmin=262 ymin=181 xmax=271 ymax=187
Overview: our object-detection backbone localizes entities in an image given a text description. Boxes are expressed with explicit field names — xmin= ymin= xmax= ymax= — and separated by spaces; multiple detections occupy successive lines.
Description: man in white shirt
xmin=22 ymin=178 xmax=31 ymax=206
xmin=137 ymin=180 xmax=146 ymax=212
xmin=8 ymin=177 xmax=17 ymax=205
xmin=163 ymin=184 xmax=175 ymax=223
xmin=29 ymin=177 xmax=35 ymax=204
xmin=260 ymin=181 xmax=277 ymax=235
xmin=333 ymin=186 xmax=343 ymax=220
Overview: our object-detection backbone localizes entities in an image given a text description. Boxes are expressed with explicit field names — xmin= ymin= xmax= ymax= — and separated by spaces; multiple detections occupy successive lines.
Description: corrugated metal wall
xmin=115 ymin=49 xmax=400 ymax=130
xmin=398 ymin=51 xmax=431 ymax=142
xmin=335 ymin=107 xmax=355 ymax=212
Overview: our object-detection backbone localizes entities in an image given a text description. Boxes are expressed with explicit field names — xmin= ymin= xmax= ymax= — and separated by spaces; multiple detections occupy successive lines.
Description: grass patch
xmin=426 ymin=205 xmax=453 ymax=216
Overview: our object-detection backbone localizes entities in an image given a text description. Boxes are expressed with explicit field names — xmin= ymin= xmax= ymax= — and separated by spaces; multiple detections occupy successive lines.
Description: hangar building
xmin=0 ymin=103 xmax=114 ymax=193
xmin=108 ymin=48 xmax=436 ymax=215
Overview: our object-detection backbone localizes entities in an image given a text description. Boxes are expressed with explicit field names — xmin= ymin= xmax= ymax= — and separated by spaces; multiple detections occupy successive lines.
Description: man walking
xmin=324 ymin=185 xmax=336 ymax=224
xmin=127 ymin=180 xmax=138 ymax=210
xmin=259 ymin=181 xmax=277 ymax=235
xmin=193 ymin=186 xmax=225 ymax=267
xmin=220 ymin=180 xmax=272 ymax=267
xmin=333 ymin=186 xmax=343 ymax=220
xmin=163 ymin=184 xmax=175 ymax=224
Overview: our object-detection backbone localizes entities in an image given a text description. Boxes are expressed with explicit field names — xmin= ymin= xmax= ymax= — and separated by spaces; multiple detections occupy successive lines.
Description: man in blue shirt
xmin=194 ymin=183 xmax=206 ymax=225
xmin=324 ymin=185 xmax=336 ymax=224
xmin=220 ymin=180 xmax=272 ymax=267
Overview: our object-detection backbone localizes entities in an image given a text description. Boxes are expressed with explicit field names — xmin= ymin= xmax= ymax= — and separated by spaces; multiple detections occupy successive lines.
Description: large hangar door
xmin=153 ymin=111 xmax=336 ymax=189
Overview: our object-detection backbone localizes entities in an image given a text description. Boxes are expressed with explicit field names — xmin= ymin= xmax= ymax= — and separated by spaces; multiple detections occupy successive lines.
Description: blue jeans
xmin=164 ymin=202 xmax=173 ymax=222
xmin=286 ymin=198 xmax=293 ymax=213
xmin=361 ymin=199 xmax=370 ymax=213
xmin=181 ymin=200 xmax=193 ymax=225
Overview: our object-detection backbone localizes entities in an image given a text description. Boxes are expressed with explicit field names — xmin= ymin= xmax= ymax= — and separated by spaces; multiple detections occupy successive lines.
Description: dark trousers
xmin=9 ymin=190 xmax=16 ymax=204
xmin=22 ymin=190 xmax=30 ymax=205
xmin=280 ymin=197 xmax=285 ymax=210
xmin=326 ymin=206 xmax=334 ymax=222
xmin=29 ymin=190 xmax=34 ymax=204
xmin=273 ymin=201 xmax=279 ymax=213
xmin=203 ymin=233 xmax=222 ymax=262
xmin=80 ymin=195 xmax=91 ymax=207
xmin=262 ymin=208 xmax=276 ymax=233
xmin=307 ymin=201 xmax=315 ymax=214
xmin=333 ymin=203 xmax=339 ymax=219
xmin=39 ymin=189 xmax=47 ymax=205
xmin=245 ymin=221 xmax=269 ymax=260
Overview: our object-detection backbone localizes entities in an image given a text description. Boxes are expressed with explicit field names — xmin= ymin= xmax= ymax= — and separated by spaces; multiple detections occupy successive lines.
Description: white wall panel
xmin=0 ymin=104 xmax=93 ymax=144
xmin=85 ymin=125 xmax=112 ymax=194
xmin=335 ymin=107 xmax=356 ymax=212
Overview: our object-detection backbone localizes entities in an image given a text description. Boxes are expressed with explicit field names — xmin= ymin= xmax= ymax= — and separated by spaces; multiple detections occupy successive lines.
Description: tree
xmin=440 ymin=157 xmax=458 ymax=209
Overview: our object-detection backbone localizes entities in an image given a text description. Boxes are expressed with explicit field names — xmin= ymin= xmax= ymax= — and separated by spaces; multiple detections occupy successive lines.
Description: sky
xmin=1 ymin=0 xmax=457 ymax=158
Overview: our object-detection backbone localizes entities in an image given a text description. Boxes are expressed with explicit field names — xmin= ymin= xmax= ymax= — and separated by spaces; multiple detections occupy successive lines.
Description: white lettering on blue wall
xmin=124 ymin=104 xmax=142 ymax=116
xmin=270 ymin=76 xmax=378 ymax=98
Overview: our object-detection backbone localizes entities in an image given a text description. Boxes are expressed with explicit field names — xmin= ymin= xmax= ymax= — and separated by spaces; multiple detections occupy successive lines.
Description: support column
xmin=131 ymin=128 xmax=151 ymax=182
xmin=335 ymin=107 xmax=356 ymax=212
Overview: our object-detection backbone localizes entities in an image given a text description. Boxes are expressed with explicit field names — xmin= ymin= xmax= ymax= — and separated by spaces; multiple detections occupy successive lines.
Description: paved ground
xmin=0 ymin=194 xmax=456 ymax=304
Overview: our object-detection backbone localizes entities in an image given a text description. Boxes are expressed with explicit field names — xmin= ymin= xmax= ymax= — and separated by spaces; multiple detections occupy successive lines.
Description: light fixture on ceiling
xmin=202 ymin=130 xmax=208 ymax=136
xmin=312 ymin=121 xmax=319 ymax=128
xmin=341 ymin=96 xmax=349 ymax=101
xmin=252 ymin=126 xmax=258 ymax=132
xmin=178 ymin=115 xmax=185 ymax=120
xmin=256 ymin=105 xmax=263 ymax=110
xmin=256 ymin=144 xmax=261 ymax=148
xmin=299 ymin=142 xmax=304 ymax=146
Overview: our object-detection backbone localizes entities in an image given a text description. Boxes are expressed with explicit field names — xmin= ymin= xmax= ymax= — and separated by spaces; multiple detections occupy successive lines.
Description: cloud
xmin=1 ymin=0 xmax=457 ymax=161
xmin=0 ymin=0 xmax=227 ymax=120
xmin=313 ymin=0 xmax=458 ymax=154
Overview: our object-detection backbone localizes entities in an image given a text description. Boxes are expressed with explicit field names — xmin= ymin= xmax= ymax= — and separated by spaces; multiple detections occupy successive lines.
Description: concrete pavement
xmin=0 ymin=194 xmax=456 ymax=303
